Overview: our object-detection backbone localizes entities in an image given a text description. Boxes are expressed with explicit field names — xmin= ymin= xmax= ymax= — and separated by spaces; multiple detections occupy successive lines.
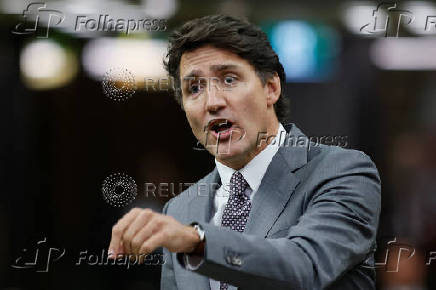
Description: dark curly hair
xmin=163 ymin=14 xmax=290 ymax=123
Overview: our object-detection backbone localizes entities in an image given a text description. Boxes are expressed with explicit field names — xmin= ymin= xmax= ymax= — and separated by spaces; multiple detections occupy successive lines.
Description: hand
xmin=108 ymin=208 xmax=203 ymax=261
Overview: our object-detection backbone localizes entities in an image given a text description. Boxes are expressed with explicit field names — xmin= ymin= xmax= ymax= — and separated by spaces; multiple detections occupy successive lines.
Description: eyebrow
xmin=182 ymin=64 xmax=241 ymax=80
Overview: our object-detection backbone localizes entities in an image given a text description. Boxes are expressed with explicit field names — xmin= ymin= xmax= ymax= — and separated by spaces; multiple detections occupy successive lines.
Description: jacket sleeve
xmin=176 ymin=149 xmax=381 ymax=289
xmin=161 ymin=200 xmax=178 ymax=290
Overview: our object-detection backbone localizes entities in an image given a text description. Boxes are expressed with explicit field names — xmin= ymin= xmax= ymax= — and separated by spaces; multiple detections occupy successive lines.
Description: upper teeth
xmin=212 ymin=121 xmax=231 ymax=132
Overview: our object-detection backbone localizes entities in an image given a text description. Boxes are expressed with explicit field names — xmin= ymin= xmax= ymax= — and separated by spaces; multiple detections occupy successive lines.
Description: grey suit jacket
xmin=161 ymin=123 xmax=381 ymax=290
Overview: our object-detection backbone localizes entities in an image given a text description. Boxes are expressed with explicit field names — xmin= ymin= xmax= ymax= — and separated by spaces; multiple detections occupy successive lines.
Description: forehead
xmin=179 ymin=46 xmax=253 ymax=77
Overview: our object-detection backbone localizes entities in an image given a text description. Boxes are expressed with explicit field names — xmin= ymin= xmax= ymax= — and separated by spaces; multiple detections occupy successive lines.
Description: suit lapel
xmin=245 ymin=123 xmax=308 ymax=237
xmin=187 ymin=168 xmax=220 ymax=223
xmin=183 ymin=169 xmax=220 ymax=290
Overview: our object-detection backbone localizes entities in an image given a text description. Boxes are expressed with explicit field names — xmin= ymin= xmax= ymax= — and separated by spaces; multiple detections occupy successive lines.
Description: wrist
xmin=187 ymin=223 xmax=205 ymax=255
xmin=192 ymin=240 xmax=205 ymax=256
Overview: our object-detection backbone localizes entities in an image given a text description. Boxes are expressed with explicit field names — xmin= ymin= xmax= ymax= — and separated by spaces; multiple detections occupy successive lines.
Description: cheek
xmin=241 ymin=83 xmax=266 ymax=109
xmin=185 ymin=109 xmax=202 ymax=133
xmin=238 ymin=95 xmax=265 ymax=119
xmin=239 ymin=97 xmax=268 ymax=135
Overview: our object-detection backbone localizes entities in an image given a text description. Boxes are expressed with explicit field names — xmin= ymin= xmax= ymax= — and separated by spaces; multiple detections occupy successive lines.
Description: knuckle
xmin=156 ymin=220 xmax=164 ymax=229
xmin=138 ymin=210 xmax=148 ymax=218
xmin=123 ymin=230 xmax=132 ymax=241
xmin=160 ymin=228 xmax=170 ymax=240
xmin=166 ymin=215 xmax=176 ymax=223
xmin=131 ymin=236 xmax=142 ymax=249
xmin=126 ymin=208 xmax=140 ymax=217
xmin=161 ymin=214 xmax=172 ymax=225
xmin=131 ymin=208 xmax=141 ymax=215
xmin=112 ymin=224 xmax=121 ymax=236
xmin=140 ymin=209 xmax=155 ymax=221
xmin=143 ymin=208 xmax=153 ymax=216
xmin=141 ymin=245 xmax=152 ymax=253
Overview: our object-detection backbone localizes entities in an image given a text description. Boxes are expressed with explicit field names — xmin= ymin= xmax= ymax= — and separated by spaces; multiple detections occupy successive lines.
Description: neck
xmin=218 ymin=120 xmax=280 ymax=170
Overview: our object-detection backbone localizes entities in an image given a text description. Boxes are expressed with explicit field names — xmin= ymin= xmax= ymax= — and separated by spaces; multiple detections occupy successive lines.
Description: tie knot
xmin=230 ymin=171 xmax=249 ymax=196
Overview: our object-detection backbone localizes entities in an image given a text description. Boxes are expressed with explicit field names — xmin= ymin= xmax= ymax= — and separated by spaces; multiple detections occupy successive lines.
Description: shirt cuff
xmin=183 ymin=253 xmax=205 ymax=271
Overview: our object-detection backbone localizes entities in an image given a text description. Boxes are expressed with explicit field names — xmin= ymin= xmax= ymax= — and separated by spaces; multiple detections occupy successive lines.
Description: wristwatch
xmin=192 ymin=223 xmax=205 ymax=242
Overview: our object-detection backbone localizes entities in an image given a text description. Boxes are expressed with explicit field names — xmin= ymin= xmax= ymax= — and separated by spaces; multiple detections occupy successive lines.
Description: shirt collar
xmin=215 ymin=122 xmax=286 ymax=194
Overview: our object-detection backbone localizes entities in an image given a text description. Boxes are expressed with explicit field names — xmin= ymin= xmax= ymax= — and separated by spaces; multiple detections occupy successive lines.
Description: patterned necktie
xmin=220 ymin=171 xmax=251 ymax=290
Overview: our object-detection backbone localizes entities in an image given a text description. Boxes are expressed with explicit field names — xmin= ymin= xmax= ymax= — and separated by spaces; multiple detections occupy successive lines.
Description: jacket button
xmin=231 ymin=256 xmax=242 ymax=266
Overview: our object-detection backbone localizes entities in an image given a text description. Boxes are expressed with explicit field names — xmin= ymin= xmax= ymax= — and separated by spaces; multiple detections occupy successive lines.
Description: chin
xmin=215 ymin=144 xmax=248 ymax=162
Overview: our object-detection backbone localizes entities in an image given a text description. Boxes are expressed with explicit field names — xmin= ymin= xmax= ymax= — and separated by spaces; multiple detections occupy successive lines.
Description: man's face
xmin=179 ymin=45 xmax=280 ymax=169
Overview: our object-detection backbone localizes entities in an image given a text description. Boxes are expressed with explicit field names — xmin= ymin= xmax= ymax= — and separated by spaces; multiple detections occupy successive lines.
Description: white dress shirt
xmin=185 ymin=123 xmax=287 ymax=290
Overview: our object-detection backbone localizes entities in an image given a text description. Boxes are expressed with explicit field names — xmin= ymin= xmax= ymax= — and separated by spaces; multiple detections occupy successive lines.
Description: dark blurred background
xmin=1 ymin=0 xmax=436 ymax=289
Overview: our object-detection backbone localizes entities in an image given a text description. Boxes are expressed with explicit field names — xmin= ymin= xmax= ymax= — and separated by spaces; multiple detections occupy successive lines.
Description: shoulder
xmin=287 ymin=144 xmax=381 ymax=202
xmin=306 ymin=144 xmax=380 ymax=179
xmin=302 ymin=144 xmax=381 ymax=209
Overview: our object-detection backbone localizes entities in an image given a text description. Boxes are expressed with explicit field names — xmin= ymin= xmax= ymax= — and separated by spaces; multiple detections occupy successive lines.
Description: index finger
xmin=108 ymin=208 xmax=142 ymax=258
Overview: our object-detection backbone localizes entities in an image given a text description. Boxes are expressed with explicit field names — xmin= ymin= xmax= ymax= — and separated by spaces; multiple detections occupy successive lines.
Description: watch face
xmin=194 ymin=225 xmax=205 ymax=241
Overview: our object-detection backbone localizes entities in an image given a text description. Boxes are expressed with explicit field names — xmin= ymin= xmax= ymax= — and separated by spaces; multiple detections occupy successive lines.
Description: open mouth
xmin=206 ymin=119 xmax=234 ymax=136
xmin=204 ymin=118 xmax=246 ymax=148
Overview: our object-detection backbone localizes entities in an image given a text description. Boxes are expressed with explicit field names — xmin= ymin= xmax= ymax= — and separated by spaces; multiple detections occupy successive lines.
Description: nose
xmin=205 ymin=78 xmax=226 ymax=113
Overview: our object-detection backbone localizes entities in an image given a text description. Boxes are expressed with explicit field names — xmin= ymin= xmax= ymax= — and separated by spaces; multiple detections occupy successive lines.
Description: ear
xmin=265 ymin=73 xmax=281 ymax=107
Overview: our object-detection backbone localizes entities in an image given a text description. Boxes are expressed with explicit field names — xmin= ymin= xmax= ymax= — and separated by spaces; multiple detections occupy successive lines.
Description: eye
xmin=223 ymin=76 xmax=236 ymax=86
xmin=190 ymin=84 xmax=200 ymax=94
xmin=189 ymin=81 xmax=204 ymax=95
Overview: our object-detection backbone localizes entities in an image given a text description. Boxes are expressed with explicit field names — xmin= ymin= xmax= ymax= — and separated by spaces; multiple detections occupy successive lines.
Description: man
xmin=108 ymin=15 xmax=381 ymax=289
